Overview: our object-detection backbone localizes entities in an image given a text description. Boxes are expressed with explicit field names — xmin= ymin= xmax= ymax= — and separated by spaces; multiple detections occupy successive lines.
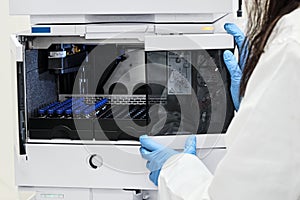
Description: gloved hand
xmin=139 ymin=135 xmax=197 ymax=186
xmin=224 ymin=23 xmax=247 ymax=111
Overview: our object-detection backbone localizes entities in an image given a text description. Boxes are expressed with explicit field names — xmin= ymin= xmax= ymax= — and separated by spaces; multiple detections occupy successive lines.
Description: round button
xmin=89 ymin=154 xmax=103 ymax=169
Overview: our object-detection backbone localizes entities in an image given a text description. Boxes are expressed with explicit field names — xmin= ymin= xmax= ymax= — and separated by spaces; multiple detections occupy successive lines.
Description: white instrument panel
xmin=16 ymin=134 xmax=226 ymax=190
xmin=10 ymin=0 xmax=234 ymax=16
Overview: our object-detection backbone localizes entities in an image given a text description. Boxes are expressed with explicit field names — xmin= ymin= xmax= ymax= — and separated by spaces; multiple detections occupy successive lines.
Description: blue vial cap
xmin=39 ymin=109 xmax=46 ymax=115
xmin=48 ymin=109 xmax=54 ymax=115
xmin=95 ymin=98 xmax=108 ymax=108
xmin=74 ymin=110 xmax=81 ymax=115
xmin=56 ymin=109 xmax=64 ymax=115
xmin=65 ymin=109 xmax=72 ymax=115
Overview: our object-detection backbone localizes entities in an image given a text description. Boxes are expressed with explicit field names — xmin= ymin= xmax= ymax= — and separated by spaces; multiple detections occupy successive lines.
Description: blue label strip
xmin=32 ymin=27 xmax=51 ymax=34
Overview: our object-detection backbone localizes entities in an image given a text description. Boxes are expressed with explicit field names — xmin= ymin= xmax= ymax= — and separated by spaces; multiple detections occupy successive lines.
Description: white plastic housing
xmin=9 ymin=0 xmax=237 ymax=24
xmin=10 ymin=0 xmax=234 ymax=15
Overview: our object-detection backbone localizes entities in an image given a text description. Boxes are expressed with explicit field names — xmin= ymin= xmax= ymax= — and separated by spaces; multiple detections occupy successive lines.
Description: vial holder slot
xmin=29 ymin=97 xmax=148 ymax=140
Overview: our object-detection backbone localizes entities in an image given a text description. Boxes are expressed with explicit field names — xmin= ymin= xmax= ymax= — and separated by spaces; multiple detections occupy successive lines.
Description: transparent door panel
xmin=20 ymin=38 xmax=233 ymax=141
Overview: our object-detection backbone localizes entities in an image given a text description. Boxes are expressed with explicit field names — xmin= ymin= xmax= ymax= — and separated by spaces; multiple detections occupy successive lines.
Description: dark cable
xmin=97 ymin=54 xmax=128 ymax=94
xmin=237 ymin=0 xmax=243 ymax=17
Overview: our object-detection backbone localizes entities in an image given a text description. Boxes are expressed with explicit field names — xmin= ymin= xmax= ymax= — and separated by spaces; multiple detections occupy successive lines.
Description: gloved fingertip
xmin=139 ymin=147 xmax=144 ymax=154
xmin=184 ymin=146 xmax=196 ymax=155
xmin=223 ymin=50 xmax=234 ymax=60
xmin=139 ymin=135 xmax=148 ymax=140
xmin=140 ymin=147 xmax=149 ymax=154
xmin=184 ymin=135 xmax=197 ymax=155
xmin=186 ymin=135 xmax=196 ymax=145
xmin=146 ymin=160 xmax=151 ymax=169
xmin=224 ymin=23 xmax=232 ymax=29
xmin=139 ymin=135 xmax=149 ymax=145
xmin=224 ymin=23 xmax=236 ymax=32
xmin=139 ymin=136 xmax=164 ymax=151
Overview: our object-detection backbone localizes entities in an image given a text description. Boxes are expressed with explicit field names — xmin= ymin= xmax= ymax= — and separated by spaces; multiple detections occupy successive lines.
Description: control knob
xmin=89 ymin=154 xmax=103 ymax=169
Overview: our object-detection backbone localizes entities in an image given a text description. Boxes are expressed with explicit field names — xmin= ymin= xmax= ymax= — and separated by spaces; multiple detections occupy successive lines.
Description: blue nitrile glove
xmin=139 ymin=135 xmax=197 ymax=186
xmin=224 ymin=23 xmax=248 ymax=111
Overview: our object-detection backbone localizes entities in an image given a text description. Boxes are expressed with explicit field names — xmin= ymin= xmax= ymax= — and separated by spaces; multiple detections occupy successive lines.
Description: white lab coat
xmin=158 ymin=7 xmax=300 ymax=200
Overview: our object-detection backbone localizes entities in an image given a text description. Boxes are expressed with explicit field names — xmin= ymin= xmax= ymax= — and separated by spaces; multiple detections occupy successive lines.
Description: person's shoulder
xmin=280 ymin=7 xmax=300 ymax=21
xmin=277 ymin=7 xmax=300 ymax=30
xmin=266 ymin=7 xmax=300 ymax=48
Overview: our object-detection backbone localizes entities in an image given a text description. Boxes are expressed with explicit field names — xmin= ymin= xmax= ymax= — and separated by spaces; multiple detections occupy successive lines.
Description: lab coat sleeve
xmin=208 ymin=40 xmax=300 ymax=200
xmin=158 ymin=39 xmax=300 ymax=200
xmin=158 ymin=153 xmax=213 ymax=200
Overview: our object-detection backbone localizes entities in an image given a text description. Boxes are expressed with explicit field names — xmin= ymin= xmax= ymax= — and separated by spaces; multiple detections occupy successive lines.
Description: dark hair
xmin=240 ymin=0 xmax=300 ymax=97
